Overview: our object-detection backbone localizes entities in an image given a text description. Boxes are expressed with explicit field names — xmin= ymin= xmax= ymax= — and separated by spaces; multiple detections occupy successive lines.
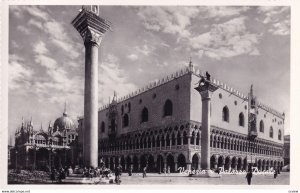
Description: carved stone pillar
xmin=195 ymin=79 xmax=218 ymax=170
xmin=72 ymin=8 xmax=111 ymax=168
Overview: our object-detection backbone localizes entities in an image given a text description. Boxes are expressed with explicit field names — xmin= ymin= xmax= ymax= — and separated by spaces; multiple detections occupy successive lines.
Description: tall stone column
xmin=195 ymin=77 xmax=218 ymax=170
xmin=72 ymin=7 xmax=111 ymax=168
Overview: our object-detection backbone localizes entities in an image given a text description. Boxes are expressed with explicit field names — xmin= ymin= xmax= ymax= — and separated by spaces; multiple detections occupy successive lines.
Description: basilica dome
xmin=53 ymin=110 xmax=76 ymax=133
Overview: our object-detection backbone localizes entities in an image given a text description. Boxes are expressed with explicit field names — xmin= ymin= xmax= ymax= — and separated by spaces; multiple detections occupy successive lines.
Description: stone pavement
xmin=58 ymin=172 xmax=289 ymax=185
xmin=117 ymin=172 xmax=290 ymax=185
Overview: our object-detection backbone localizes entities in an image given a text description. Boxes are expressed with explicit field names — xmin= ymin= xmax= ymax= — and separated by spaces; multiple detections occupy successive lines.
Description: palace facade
xmin=78 ymin=63 xmax=285 ymax=172
xmin=10 ymin=107 xmax=80 ymax=170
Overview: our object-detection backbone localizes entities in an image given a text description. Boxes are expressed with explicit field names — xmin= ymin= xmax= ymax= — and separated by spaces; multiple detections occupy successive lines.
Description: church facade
xmin=78 ymin=64 xmax=285 ymax=173
xmin=11 ymin=107 xmax=79 ymax=170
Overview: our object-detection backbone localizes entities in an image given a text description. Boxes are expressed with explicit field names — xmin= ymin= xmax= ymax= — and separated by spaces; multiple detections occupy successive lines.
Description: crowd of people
xmin=49 ymin=165 xmax=115 ymax=184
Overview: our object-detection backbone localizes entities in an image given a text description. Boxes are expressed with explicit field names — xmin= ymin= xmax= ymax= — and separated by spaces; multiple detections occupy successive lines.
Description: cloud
xmin=99 ymin=54 xmax=137 ymax=106
xmin=127 ymin=54 xmax=138 ymax=61
xmin=137 ymin=6 xmax=249 ymax=39
xmin=137 ymin=7 xmax=200 ymax=38
xmin=134 ymin=44 xmax=155 ymax=56
xmin=258 ymin=6 xmax=290 ymax=36
xmin=17 ymin=6 xmax=81 ymax=60
xmin=8 ymin=55 xmax=34 ymax=90
xmin=16 ymin=25 xmax=30 ymax=34
xmin=34 ymin=54 xmax=57 ymax=70
xmin=28 ymin=19 xmax=43 ymax=29
xmin=268 ymin=19 xmax=290 ymax=36
xmin=203 ymin=7 xmax=249 ymax=19
xmin=190 ymin=17 xmax=260 ymax=60
xmin=33 ymin=41 xmax=49 ymax=55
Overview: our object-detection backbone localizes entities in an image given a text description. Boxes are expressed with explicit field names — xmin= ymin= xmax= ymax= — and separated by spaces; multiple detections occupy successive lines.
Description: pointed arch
xmin=239 ymin=112 xmax=245 ymax=127
xmin=122 ymin=113 xmax=129 ymax=127
xmin=141 ymin=107 xmax=149 ymax=123
xmin=270 ymin=126 xmax=273 ymax=138
xmin=164 ymin=99 xmax=173 ymax=116
xmin=222 ymin=106 xmax=229 ymax=122
xmin=259 ymin=120 xmax=264 ymax=132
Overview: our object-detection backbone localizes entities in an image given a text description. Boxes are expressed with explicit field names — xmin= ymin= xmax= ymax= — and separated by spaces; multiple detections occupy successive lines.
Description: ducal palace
xmin=78 ymin=62 xmax=285 ymax=173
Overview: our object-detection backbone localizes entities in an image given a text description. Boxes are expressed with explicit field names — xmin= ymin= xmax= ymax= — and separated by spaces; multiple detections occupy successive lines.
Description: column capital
xmin=195 ymin=81 xmax=218 ymax=100
xmin=83 ymin=28 xmax=103 ymax=47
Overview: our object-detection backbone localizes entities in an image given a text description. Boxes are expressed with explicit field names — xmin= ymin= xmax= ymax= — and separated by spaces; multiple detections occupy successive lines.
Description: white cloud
xmin=8 ymin=55 xmax=34 ymax=90
xmin=137 ymin=7 xmax=200 ymax=38
xmin=33 ymin=41 xmax=48 ymax=55
xmin=25 ymin=6 xmax=49 ymax=21
xmin=127 ymin=54 xmax=138 ymax=61
xmin=135 ymin=44 xmax=155 ymax=56
xmin=269 ymin=19 xmax=290 ymax=36
xmin=190 ymin=17 xmax=260 ymax=60
xmin=34 ymin=54 xmax=57 ymax=70
xmin=16 ymin=25 xmax=30 ymax=34
xmin=99 ymin=54 xmax=137 ymax=106
xmin=137 ymin=6 xmax=249 ymax=39
xmin=203 ymin=6 xmax=249 ymax=19
xmin=258 ymin=6 xmax=290 ymax=36
xmin=28 ymin=19 xmax=43 ymax=29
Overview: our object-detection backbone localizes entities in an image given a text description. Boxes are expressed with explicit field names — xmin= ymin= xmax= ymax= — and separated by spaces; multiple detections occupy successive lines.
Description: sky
xmin=8 ymin=5 xmax=290 ymax=143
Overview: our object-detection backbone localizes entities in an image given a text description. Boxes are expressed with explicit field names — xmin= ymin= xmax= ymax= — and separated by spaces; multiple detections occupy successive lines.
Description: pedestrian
xmin=163 ymin=167 xmax=167 ymax=174
xmin=89 ymin=167 xmax=94 ymax=180
xmin=274 ymin=169 xmax=278 ymax=179
xmin=128 ymin=165 xmax=133 ymax=176
xmin=115 ymin=165 xmax=122 ymax=184
xmin=143 ymin=166 xmax=147 ymax=178
xmin=245 ymin=169 xmax=253 ymax=185
xmin=68 ymin=166 xmax=73 ymax=176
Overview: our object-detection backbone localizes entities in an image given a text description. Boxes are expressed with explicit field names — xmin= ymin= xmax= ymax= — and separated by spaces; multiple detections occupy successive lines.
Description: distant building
xmin=283 ymin=135 xmax=290 ymax=165
xmin=79 ymin=64 xmax=285 ymax=172
xmin=10 ymin=105 xmax=79 ymax=170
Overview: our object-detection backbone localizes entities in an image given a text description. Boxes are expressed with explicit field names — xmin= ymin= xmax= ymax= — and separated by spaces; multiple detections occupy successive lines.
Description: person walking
xmin=128 ymin=165 xmax=133 ymax=176
xmin=143 ymin=166 xmax=147 ymax=178
xmin=245 ymin=169 xmax=253 ymax=185
xmin=115 ymin=165 xmax=122 ymax=184
xmin=274 ymin=169 xmax=278 ymax=179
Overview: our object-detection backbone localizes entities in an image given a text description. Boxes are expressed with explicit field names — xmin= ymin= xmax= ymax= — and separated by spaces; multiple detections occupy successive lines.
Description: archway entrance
xmin=140 ymin=154 xmax=147 ymax=169
xmin=218 ymin=156 xmax=224 ymax=168
xmin=231 ymin=157 xmax=237 ymax=170
xmin=157 ymin=155 xmax=164 ymax=173
xmin=192 ymin=154 xmax=199 ymax=170
xmin=237 ymin=158 xmax=242 ymax=171
xmin=210 ymin=156 xmax=216 ymax=170
xmin=225 ymin=156 xmax=230 ymax=171
xmin=133 ymin=156 xmax=138 ymax=172
xmin=167 ymin=154 xmax=175 ymax=172
xmin=126 ymin=156 xmax=131 ymax=171
xmin=177 ymin=154 xmax=186 ymax=172
xmin=147 ymin=155 xmax=155 ymax=172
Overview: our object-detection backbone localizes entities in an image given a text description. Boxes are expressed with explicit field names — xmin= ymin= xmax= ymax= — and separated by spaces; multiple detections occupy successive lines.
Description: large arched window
xmin=259 ymin=120 xmax=264 ymax=132
xmin=141 ymin=107 xmax=149 ymax=123
xmin=239 ymin=112 xmax=244 ymax=127
xmin=222 ymin=106 xmax=229 ymax=122
xmin=164 ymin=99 xmax=173 ymax=117
xmin=101 ymin=121 xmax=105 ymax=133
xmin=278 ymin=130 xmax=282 ymax=140
xmin=269 ymin=126 xmax=273 ymax=138
xmin=123 ymin=114 xmax=129 ymax=127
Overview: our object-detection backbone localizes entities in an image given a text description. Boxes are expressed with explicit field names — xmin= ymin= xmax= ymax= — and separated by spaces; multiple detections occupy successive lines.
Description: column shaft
xmin=84 ymin=42 xmax=99 ymax=168
xmin=201 ymin=98 xmax=211 ymax=170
